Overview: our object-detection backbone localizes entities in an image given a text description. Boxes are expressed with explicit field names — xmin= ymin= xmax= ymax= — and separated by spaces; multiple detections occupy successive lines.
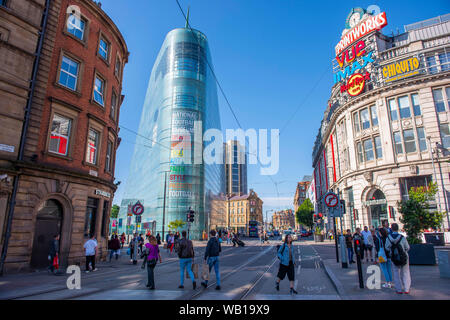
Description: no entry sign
xmin=324 ymin=192 xmax=339 ymax=208
xmin=132 ymin=201 xmax=144 ymax=216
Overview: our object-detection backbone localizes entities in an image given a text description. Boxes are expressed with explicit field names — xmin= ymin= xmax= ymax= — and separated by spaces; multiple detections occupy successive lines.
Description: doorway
xmin=30 ymin=199 xmax=62 ymax=269
xmin=368 ymin=189 xmax=388 ymax=229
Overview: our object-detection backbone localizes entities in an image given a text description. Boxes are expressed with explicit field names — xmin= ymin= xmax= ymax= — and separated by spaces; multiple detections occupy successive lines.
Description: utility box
xmin=437 ymin=250 xmax=450 ymax=279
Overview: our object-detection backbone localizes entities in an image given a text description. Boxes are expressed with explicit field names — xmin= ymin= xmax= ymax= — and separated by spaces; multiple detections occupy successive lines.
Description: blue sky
xmin=102 ymin=0 xmax=449 ymax=218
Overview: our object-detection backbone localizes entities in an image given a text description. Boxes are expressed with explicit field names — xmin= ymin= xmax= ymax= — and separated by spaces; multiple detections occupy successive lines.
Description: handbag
xmin=186 ymin=262 xmax=199 ymax=279
xmin=148 ymin=259 xmax=157 ymax=268
xmin=201 ymin=262 xmax=209 ymax=281
xmin=127 ymin=247 xmax=131 ymax=255
xmin=53 ymin=254 xmax=59 ymax=270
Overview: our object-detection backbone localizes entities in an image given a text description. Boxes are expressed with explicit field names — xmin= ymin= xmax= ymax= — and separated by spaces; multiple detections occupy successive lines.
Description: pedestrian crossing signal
xmin=187 ymin=209 xmax=195 ymax=222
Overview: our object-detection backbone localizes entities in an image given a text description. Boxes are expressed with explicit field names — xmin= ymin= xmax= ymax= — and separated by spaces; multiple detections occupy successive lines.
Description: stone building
xmin=312 ymin=9 xmax=450 ymax=233
xmin=0 ymin=0 xmax=128 ymax=273
xmin=272 ymin=209 xmax=295 ymax=231
xmin=293 ymin=176 xmax=312 ymax=230
xmin=216 ymin=189 xmax=263 ymax=235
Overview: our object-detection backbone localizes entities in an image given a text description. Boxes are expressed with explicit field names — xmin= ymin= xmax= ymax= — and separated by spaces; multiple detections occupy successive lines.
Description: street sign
xmin=132 ymin=201 xmax=144 ymax=216
xmin=324 ymin=192 xmax=339 ymax=208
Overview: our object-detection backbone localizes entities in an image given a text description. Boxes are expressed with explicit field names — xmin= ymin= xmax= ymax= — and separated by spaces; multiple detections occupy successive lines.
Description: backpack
xmin=276 ymin=243 xmax=286 ymax=260
xmin=390 ymin=235 xmax=408 ymax=266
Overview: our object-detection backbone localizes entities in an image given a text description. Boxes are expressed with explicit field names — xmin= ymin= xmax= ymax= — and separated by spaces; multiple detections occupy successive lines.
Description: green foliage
xmin=399 ymin=182 xmax=444 ymax=244
xmin=168 ymin=219 xmax=186 ymax=231
xmin=111 ymin=204 xmax=120 ymax=218
xmin=296 ymin=198 xmax=314 ymax=230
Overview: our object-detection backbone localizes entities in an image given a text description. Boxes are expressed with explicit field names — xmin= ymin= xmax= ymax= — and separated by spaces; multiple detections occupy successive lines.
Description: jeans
xmin=86 ymin=255 xmax=95 ymax=271
xmin=109 ymin=249 xmax=119 ymax=261
xmin=204 ymin=256 xmax=220 ymax=286
xmin=379 ymin=258 xmax=393 ymax=282
xmin=392 ymin=261 xmax=411 ymax=292
xmin=179 ymin=258 xmax=195 ymax=286
xmin=347 ymin=247 xmax=354 ymax=262
xmin=147 ymin=260 xmax=156 ymax=288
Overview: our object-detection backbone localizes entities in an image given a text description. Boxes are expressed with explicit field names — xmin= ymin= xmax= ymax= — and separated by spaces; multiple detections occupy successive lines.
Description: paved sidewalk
xmin=307 ymin=240 xmax=450 ymax=300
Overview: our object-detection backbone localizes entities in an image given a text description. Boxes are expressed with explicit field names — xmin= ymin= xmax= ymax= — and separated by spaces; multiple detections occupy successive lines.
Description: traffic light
xmin=340 ymin=200 xmax=346 ymax=214
xmin=187 ymin=209 xmax=195 ymax=222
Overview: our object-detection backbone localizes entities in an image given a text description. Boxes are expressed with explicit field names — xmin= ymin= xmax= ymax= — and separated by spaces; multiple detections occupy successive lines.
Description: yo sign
xmin=132 ymin=201 xmax=144 ymax=216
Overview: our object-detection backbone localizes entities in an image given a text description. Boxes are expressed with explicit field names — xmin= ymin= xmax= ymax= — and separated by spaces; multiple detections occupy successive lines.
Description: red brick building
xmin=0 ymin=0 xmax=128 ymax=273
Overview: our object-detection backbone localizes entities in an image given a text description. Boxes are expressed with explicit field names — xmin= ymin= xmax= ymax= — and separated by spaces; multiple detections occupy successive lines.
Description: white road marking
xmin=294 ymin=279 xmax=298 ymax=291
xmin=297 ymin=265 xmax=301 ymax=275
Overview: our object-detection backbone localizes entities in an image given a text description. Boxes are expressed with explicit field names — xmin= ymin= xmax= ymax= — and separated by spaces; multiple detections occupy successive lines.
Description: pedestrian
xmin=48 ymin=234 xmax=60 ymax=274
xmin=385 ymin=223 xmax=411 ymax=294
xmin=120 ymin=233 xmax=126 ymax=248
xmin=84 ymin=234 xmax=98 ymax=272
xmin=201 ymin=230 xmax=221 ymax=290
xmin=156 ymin=233 xmax=161 ymax=245
xmin=143 ymin=235 xmax=162 ymax=290
xmin=177 ymin=230 xmax=196 ymax=289
xmin=344 ymin=229 xmax=354 ymax=263
xmin=168 ymin=232 xmax=175 ymax=254
xmin=259 ymin=231 xmax=264 ymax=244
xmin=353 ymin=228 xmax=365 ymax=261
xmin=109 ymin=235 xmax=121 ymax=261
xmin=275 ymin=234 xmax=297 ymax=294
xmin=226 ymin=231 xmax=231 ymax=245
xmin=361 ymin=226 xmax=374 ymax=263
xmin=382 ymin=219 xmax=392 ymax=235
xmin=130 ymin=233 xmax=138 ymax=264
xmin=166 ymin=232 xmax=171 ymax=252
xmin=138 ymin=234 xmax=144 ymax=255
xmin=375 ymin=227 xmax=393 ymax=288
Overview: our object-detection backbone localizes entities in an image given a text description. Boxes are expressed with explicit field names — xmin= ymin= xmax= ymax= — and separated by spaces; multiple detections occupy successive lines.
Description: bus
xmin=248 ymin=220 xmax=260 ymax=237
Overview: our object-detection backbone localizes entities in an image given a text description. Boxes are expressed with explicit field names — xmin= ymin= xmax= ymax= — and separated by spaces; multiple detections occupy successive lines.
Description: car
xmin=281 ymin=230 xmax=295 ymax=242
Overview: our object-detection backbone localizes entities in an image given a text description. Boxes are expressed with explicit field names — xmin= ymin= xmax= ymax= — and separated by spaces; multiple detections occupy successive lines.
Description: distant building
xmin=225 ymin=140 xmax=247 ymax=196
xmin=293 ymin=176 xmax=312 ymax=230
xmin=220 ymin=189 xmax=263 ymax=235
xmin=272 ymin=209 xmax=295 ymax=231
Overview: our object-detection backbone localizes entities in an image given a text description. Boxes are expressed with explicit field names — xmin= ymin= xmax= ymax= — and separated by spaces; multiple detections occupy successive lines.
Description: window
xmin=86 ymin=129 xmax=99 ymax=164
xmin=99 ymin=38 xmax=109 ymax=60
xmin=67 ymin=13 xmax=85 ymax=41
xmin=438 ymin=52 xmax=450 ymax=72
xmin=353 ymin=112 xmax=360 ymax=133
xmin=416 ymin=127 xmax=427 ymax=152
xmin=398 ymin=96 xmax=411 ymax=119
xmin=393 ymin=132 xmax=403 ymax=154
xmin=370 ymin=106 xmax=378 ymax=127
xmin=388 ymin=99 xmax=398 ymax=121
xmin=363 ymin=139 xmax=374 ymax=161
xmin=49 ymin=114 xmax=72 ymax=156
xmin=84 ymin=197 xmax=98 ymax=237
xmin=356 ymin=142 xmax=363 ymax=163
xmin=440 ymin=123 xmax=450 ymax=149
xmin=105 ymin=140 xmax=113 ymax=172
xmin=400 ymin=175 xmax=432 ymax=201
xmin=360 ymin=108 xmax=370 ymax=130
xmin=1 ymin=0 xmax=7 ymax=7
xmin=115 ymin=57 xmax=121 ymax=78
xmin=110 ymin=92 xmax=117 ymax=121
xmin=374 ymin=136 xmax=383 ymax=159
xmin=427 ymin=56 xmax=437 ymax=74
xmin=59 ymin=56 xmax=79 ymax=91
xmin=403 ymin=129 xmax=416 ymax=153
xmin=93 ymin=76 xmax=105 ymax=106
xmin=101 ymin=200 xmax=109 ymax=237
xmin=432 ymin=88 xmax=449 ymax=113
xmin=411 ymin=94 xmax=421 ymax=116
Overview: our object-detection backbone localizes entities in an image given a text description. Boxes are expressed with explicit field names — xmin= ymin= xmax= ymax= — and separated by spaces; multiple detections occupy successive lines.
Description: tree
xmin=296 ymin=198 xmax=314 ymax=230
xmin=168 ymin=219 xmax=186 ymax=232
xmin=111 ymin=204 xmax=120 ymax=218
xmin=399 ymin=181 xmax=444 ymax=244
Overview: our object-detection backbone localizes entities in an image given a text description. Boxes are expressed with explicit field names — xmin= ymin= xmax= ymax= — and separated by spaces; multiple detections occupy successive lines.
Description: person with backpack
xmin=177 ymin=230 xmax=196 ymax=290
xmin=385 ymin=223 xmax=410 ymax=294
xmin=109 ymin=234 xmax=121 ymax=261
xmin=374 ymin=227 xmax=393 ymax=288
xmin=344 ymin=229 xmax=355 ymax=263
xmin=201 ymin=230 xmax=222 ymax=290
xmin=275 ymin=234 xmax=298 ymax=294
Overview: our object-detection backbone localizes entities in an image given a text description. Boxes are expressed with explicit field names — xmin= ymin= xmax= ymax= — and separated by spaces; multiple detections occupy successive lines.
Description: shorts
xmin=277 ymin=261 xmax=295 ymax=281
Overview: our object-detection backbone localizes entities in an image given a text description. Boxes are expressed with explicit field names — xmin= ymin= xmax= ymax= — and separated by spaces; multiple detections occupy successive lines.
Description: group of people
xmin=344 ymin=220 xmax=411 ymax=294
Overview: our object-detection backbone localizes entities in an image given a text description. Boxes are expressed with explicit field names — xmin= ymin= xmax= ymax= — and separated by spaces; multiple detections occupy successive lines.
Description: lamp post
xmin=162 ymin=171 xmax=169 ymax=241
xmin=265 ymin=209 xmax=274 ymax=233
xmin=434 ymin=141 xmax=450 ymax=229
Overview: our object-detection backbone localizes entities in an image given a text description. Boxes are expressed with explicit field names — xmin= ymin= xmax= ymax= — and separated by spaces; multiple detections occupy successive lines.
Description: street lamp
xmin=265 ymin=209 xmax=274 ymax=232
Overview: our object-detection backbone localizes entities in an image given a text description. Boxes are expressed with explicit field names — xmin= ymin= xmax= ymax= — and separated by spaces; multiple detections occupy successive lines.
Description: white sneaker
xmin=93 ymin=268 xmax=98 ymax=272
xmin=382 ymin=283 xmax=389 ymax=288
xmin=85 ymin=270 xmax=90 ymax=273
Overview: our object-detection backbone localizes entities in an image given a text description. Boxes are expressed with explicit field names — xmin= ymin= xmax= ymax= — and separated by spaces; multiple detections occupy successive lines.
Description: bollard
xmin=339 ymin=235 xmax=348 ymax=268
xmin=354 ymin=237 xmax=364 ymax=288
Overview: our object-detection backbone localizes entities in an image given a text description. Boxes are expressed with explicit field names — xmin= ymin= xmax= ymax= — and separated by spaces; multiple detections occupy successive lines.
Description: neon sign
xmin=340 ymin=72 xmax=370 ymax=96
xmin=334 ymin=51 xmax=374 ymax=84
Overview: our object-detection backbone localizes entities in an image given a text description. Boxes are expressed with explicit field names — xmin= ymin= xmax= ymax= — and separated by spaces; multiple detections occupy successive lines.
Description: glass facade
xmin=118 ymin=28 xmax=224 ymax=239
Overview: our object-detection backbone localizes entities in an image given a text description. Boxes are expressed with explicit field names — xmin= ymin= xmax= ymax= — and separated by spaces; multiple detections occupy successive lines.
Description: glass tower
xmin=118 ymin=27 xmax=224 ymax=240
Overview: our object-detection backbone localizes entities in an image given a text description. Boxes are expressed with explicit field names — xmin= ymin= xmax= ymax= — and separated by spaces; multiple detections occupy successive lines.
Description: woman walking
xmin=143 ymin=235 xmax=162 ymax=290
xmin=275 ymin=234 xmax=297 ymax=294
xmin=375 ymin=227 xmax=393 ymax=288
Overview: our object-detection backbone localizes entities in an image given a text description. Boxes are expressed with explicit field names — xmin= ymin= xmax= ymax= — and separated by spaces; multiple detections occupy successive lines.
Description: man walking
xmin=385 ymin=223 xmax=411 ymax=294
xmin=177 ymin=230 xmax=196 ymax=290
xmin=361 ymin=226 xmax=373 ymax=263
xmin=345 ymin=229 xmax=354 ymax=263
xmin=84 ymin=234 xmax=98 ymax=272
xmin=48 ymin=234 xmax=60 ymax=274
xmin=201 ymin=230 xmax=221 ymax=290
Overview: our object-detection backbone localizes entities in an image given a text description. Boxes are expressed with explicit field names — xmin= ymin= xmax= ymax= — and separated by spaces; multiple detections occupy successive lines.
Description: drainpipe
xmin=0 ymin=0 xmax=50 ymax=276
